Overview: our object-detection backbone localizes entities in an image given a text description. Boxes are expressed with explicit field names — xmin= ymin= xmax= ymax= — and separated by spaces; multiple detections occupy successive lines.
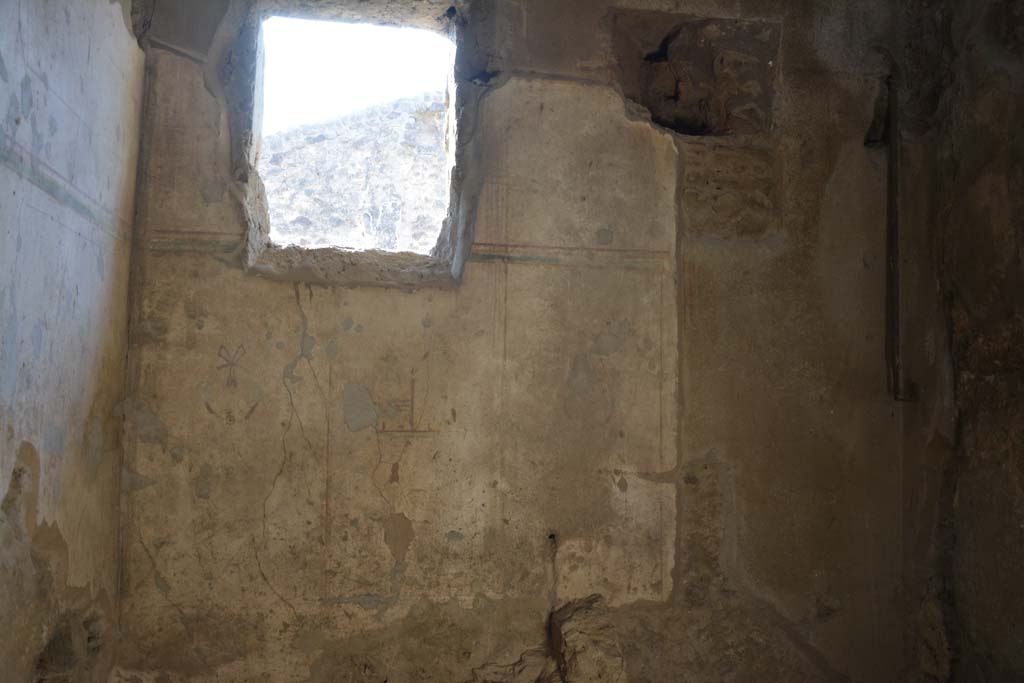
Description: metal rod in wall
xmin=878 ymin=48 xmax=913 ymax=402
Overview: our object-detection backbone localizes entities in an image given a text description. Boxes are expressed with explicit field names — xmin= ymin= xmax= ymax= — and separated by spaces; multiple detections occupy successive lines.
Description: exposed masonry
xmin=613 ymin=11 xmax=779 ymax=137
xmin=472 ymin=595 xmax=627 ymax=683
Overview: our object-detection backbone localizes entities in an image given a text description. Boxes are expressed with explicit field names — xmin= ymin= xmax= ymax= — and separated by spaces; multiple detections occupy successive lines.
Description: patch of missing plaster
xmin=612 ymin=11 xmax=779 ymax=136
xmin=2 ymin=442 xmax=40 ymax=538
xmin=473 ymin=594 xmax=628 ymax=682
xmin=550 ymin=595 xmax=629 ymax=682
xmin=343 ymin=383 xmax=378 ymax=432
xmin=0 ymin=50 xmax=8 ymax=84
xmin=382 ymin=512 xmax=414 ymax=565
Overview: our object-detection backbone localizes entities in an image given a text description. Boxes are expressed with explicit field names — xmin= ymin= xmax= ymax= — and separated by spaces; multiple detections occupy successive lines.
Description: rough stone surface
xmin=258 ymin=93 xmax=450 ymax=253
xmin=550 ymin=595 xmax=628 ymax=683
xmin=612 ymin=12 xmax=780 ymax=136
xmin=928 ymin=1 xmax=1024 ymax=679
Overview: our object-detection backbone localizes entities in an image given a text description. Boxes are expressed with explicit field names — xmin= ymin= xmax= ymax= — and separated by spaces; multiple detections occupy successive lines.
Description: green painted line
xmin=0 ymin=140 xmax=113 ymax=234
xmin=468 ymin=252 xmax=561 ymax=266
xmin=148 ymin=237 xmax=241 ymax=253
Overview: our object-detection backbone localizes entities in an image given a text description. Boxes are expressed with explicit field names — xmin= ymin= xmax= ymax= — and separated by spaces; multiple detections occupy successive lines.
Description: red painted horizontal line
xmin=472 ymin=242 xmax=670 ymax=256
xmin=378 ymin=429 xmax=438 ymax=435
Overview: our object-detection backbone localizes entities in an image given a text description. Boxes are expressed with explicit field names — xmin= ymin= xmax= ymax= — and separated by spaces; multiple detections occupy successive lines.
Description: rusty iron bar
xmin=878 ymin=48 xmax=914 ymax=402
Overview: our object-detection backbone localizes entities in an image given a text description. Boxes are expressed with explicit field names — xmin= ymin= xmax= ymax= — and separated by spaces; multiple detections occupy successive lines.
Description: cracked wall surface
xmin=108 ymin=0 xmax=1002 ymax=681
xmin=0 ymin=0 xmax=144 ymax=680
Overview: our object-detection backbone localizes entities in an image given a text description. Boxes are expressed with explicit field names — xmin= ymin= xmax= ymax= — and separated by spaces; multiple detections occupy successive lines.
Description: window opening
xmin=258 ymin=17 xmax=456 ymax=254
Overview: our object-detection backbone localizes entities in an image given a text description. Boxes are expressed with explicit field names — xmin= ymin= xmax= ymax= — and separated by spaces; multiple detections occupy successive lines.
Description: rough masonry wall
xmin=0 ymin=0 xmax=144 ymax=680
xmin=930 ymin=1 xmax=1024 ymax=679
xmin=116 ymin=1 xmax=930 ymax=681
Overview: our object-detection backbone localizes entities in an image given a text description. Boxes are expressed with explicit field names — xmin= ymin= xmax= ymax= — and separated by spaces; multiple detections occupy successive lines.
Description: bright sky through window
xmin=258 ymin=17 xmax=457 ymax=254
xmin=261 ymin=17 xmax=456 ymax=136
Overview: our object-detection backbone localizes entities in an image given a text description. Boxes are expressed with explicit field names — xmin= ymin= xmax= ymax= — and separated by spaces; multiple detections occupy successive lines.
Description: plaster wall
xmin=0 ymin=0 xmax=144 ymax=680
xmin=116 ymin=1 xmax=935 ymax=681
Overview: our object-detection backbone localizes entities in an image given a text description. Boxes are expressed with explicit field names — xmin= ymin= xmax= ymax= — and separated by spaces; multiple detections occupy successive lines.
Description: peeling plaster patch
xmin=613 ymin=12 xmax=780 ymax=136
xmin=678 ymin=143 xmax=777 ymax=238
xmin=342 ymin=384 xmax=378 ymax=432
xmin=551 ymin=595 xmax=629 ymax=681
xmin=596 ymin=226 xmax=615 ymax=245
xmin=383 ymin=512 xmax=414 ymax=564
xmin=556 ymin=476 xmax=675 ymax=605
xmin=445 ymin=530 xmax=464 ymax=542
xmin=0 ymin=50 xmax=7 ymax=84
xmin=3 ymin=443 xmax=40 ymax=538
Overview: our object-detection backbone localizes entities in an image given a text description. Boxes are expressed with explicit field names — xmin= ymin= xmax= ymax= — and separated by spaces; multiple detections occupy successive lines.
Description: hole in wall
xmin=612 ymin=11 xmax=780 ymax=137
xmin=256 ymin=16 xmax=457 ymax=254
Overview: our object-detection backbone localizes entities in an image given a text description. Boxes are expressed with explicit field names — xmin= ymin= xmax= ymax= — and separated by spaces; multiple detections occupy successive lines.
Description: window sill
xmin=246 ymin=244 xmax=458 ymax=289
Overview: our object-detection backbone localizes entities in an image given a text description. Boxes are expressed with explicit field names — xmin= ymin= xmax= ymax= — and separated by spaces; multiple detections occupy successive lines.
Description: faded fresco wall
xmin=0 ymin=0 xmax=144 ymax=680
xmin=113 ymin=1 xmax=962 ymax=681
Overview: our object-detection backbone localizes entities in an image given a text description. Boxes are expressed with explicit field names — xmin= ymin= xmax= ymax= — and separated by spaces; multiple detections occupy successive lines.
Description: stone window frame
xmin=214 ymin=0 xmax=483 ymax=289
